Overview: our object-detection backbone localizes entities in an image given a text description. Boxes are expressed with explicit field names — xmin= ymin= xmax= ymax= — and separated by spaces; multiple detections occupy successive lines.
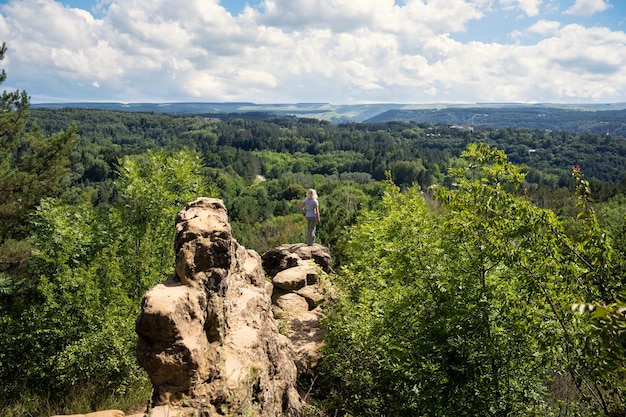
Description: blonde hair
xmin=306 ymin=188 xmax=318 ymax=200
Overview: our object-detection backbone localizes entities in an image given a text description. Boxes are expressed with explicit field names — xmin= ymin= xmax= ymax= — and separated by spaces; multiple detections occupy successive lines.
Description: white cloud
xmin=258 ymin=0 xmax=390 ymax=30
xmin=528 ymin=20 xmax=562 ymax=35
xmin=0 ymin=0 xmax=625 ymax=103
xmin=256 ymin=0 xmax=485 ymax=39
xmin=0 ymin=14 xmax=9 ymax=40
xmin=564 ymin=0 xmax=611 ymax=17
xmin=6 ymin=0 xmax=97 ymax=49
xmin=500 ymin=0 xmax=543 ymax=17
xmin=510 ymin=20 xmax=561 ymax=42
xmin=530 ymin=24 xmax=626 ymax=99
xmin=399 ymin=0 xmax=485 ymax=36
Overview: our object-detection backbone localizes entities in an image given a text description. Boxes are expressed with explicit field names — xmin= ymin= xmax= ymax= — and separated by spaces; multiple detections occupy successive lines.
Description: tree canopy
xmin=322 ymin=144 xmax=626 ymax=416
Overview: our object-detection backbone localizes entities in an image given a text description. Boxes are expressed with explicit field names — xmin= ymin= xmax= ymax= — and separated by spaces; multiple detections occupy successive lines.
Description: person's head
xmin=307 ymin=188 xmax=318 ymax=200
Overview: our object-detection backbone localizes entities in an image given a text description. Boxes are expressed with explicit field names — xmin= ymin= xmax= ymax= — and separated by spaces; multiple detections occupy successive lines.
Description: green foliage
xmin=568 ymin=297 xmax=626 ymax=416
xmin=0 ymin=149 xmax=211 ymax=415
xmin=566 ymin=167 xmax=626 ymax=416
xmin=2 ymin=78 xmax=626 ymax=416
xmin=29 ymin=106 xmax=626 ymax=199
xmin=0 ymin=43 xmax=76 ymax=243
xmin=322 ymin=144 xmax=626 ymax=416
xmin=234 ymin=213 xmax=306 ymax=254
xmin=0 ymin=276 xmax=10 ymax=296
xmin=323 ymin=183 xmax=448 ymax=416
xmin=252 ymin=149 xmax=368 ymax=178
xmin=117 ymin=148 xmax=215 ymax=220
xmin=316 ymin=180 xmax=376 ymax=257
xmin=573 ymin=301 xmax=626 ymax=373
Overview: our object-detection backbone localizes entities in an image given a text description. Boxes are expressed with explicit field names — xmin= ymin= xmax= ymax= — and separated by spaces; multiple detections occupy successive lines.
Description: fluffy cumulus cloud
xmin=565 ymin=0 xmax=611 ymax=17
xmin=501 ymin=0 xmax=542 ymax=17
xmin=0 ymin=0 xmax=625 ymax=103
xmin=527 ymin=20 xmax=562 ymax=36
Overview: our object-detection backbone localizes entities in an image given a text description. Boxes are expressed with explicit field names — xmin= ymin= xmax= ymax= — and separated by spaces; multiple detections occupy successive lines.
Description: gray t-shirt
xmin=303 ymin=198 xmax=318 ymax=218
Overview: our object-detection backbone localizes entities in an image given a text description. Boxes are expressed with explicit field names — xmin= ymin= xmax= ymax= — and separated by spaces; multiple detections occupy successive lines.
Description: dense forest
xmin=27 ymin=106 xmax=626 ymax=197
xmin=2 ymin=53 xmax=626 ymax=416
xmin=31 ymin=101 xmax=626 ymax=131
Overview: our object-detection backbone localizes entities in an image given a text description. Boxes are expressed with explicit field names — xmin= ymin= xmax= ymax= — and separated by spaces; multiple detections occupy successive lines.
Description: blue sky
xmin=455 ymin=1 xmax=625 ymax=44
xmin=53 ymin=0 xmax=259 ymax=17
xmin=0 ymin=0 xmax=624 ymax=104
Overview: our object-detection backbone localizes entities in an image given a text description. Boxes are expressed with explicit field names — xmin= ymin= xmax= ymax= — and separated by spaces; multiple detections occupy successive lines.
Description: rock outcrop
xmin=49 ymin=199 xmax=334 ymax=417
xmin=135 ymin=198 xmax=303 ymax=416
xmin=262 ymin=244 xmax=332 ymax=376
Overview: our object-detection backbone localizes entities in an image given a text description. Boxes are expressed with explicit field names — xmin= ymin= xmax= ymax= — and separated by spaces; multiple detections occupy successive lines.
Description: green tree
xmin=0 ymin=149 xmax=214 ymax=415
xmin=316 ymin=180 xmax=372 ymax=257
xmin=0 ymin=42 xmax=76 ymax=244
xmin=322 ymin=144 xmax=624 ymax=416
xmin=568 ymin=167 xmax=626 ymax=416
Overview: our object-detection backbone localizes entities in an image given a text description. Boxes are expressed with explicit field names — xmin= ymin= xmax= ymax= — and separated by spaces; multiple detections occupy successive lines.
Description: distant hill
xmin=30 ymin=102 xmax=408 ymax=123
xmin=31 ymin=102 xmax=626 ymax=135
xmin=363 ymin=106 xmax=626 ymax=136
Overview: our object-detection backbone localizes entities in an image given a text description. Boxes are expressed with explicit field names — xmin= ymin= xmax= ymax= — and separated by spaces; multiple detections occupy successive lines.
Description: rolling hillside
xmin=32 ymin=101 xmax=626 ymax=135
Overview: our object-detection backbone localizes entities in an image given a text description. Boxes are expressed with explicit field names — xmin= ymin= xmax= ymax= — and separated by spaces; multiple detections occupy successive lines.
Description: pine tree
xmin=0 ymin=42 xmax=76 ymax=244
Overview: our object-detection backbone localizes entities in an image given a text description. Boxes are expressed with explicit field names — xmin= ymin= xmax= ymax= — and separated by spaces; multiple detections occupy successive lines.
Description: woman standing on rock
xmin=299 ymin=189 xmax=320 ymax=246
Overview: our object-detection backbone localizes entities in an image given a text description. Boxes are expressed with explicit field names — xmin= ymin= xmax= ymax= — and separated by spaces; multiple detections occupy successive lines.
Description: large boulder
xmin=261 ymin=243 xmax=334 ymax=278
xmin=136 ymin=198 xmax=302 ymax=416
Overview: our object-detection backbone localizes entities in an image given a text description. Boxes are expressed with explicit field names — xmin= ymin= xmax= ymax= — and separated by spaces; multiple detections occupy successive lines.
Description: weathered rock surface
xmin=262 ymin=244 xmax=332 ymax=376
xmin=262 ymin=244 xmax=334 ymax=278
xmin=135 ymin=198 xmax=302 ymax=416
xmin=53 ymin=200 xmax=335 ymax=417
